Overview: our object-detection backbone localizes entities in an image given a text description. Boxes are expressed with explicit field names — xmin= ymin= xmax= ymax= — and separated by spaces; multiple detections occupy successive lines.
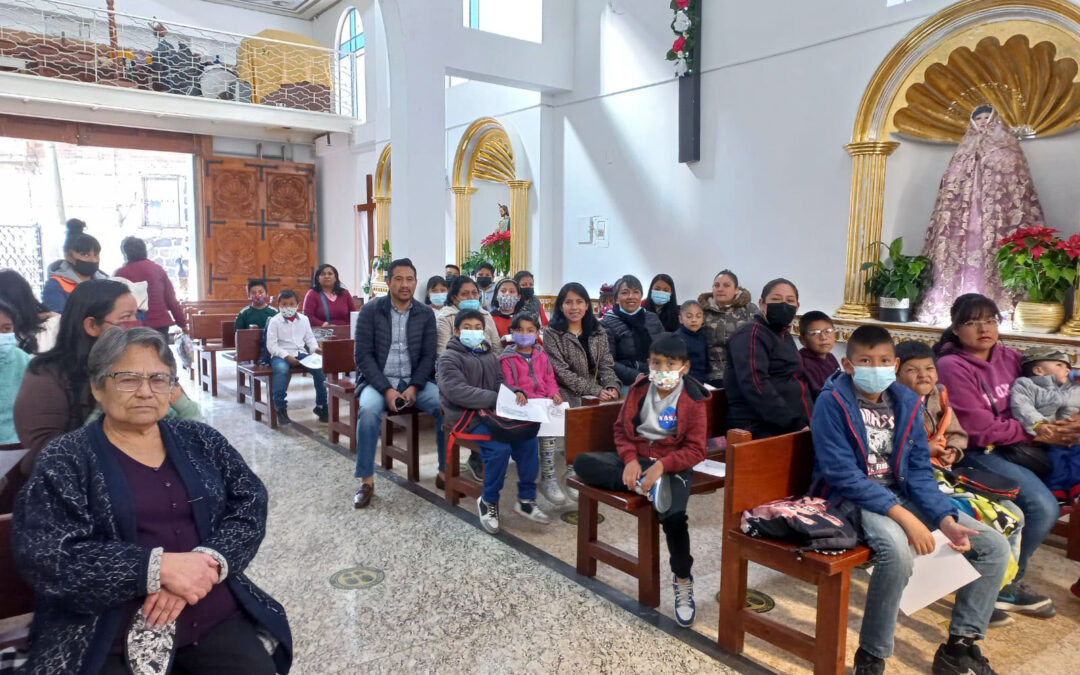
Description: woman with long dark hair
xmin=543 ymin=282 xmax=621 ymax=499
xmin=302 ymin=263 xmax=356 ymax=326
xmin=601 ymin=275 xmax=665 ymax=387
xmin=644 ymin=273 xmax=679 ymax=332
xmin=0 ymin=268 xmax=51 ymax=353
xmin=935 ymin=293 xmax=1058 ymax=617
xmin=42 ymin=218 xmax=108 ymax=313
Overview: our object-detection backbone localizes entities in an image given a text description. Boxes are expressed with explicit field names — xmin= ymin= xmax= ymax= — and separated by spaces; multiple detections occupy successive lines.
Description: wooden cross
xmin=355 ymin=174 xmax=376 ymax=291
xmin=679 ymin=1 xmax=702 ymax=164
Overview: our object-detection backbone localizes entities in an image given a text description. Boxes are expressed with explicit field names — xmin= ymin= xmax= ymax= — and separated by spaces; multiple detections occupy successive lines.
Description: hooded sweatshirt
xmin=499 ymin=344 xmax=560 ymax=400
xmin=614 ymin=374 xmax=710 ymax=473
xmin=1009 ymin=373 xmax=1080 ymax=435
xmin=698 ymin=288 xmax=761 ymax=382
xmin=936 ymin=342 xmax=1029 ymax=449
xmin=42 ymin=259 xmax=108 ymax=313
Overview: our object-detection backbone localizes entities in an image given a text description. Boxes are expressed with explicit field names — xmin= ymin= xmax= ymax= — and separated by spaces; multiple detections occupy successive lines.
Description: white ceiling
xmin=197 ymin=0 xmax=341 ymax=20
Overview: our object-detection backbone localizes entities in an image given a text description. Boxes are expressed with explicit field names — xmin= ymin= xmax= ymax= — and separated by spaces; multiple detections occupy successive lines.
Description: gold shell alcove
xmin=893 ymin=35 xmax=1080 ymax=142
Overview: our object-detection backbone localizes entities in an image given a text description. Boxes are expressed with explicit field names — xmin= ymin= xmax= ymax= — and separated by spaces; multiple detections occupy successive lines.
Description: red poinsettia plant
xmin=995 ymin=226 xmax=1080 ymax=303
xmin=479 ymin=230 xmax=511 ymax=277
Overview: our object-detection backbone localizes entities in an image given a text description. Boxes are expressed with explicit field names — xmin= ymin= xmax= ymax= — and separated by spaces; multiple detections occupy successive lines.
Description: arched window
xmin=336 ymin=7 xmax=366 ymax=121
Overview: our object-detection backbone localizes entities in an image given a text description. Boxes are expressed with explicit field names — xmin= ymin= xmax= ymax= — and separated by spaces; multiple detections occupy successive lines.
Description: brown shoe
xmin=353 ymin=483 xmax=373 ymax=509
xmin=435 ymin=473 xmax=446 ymax=490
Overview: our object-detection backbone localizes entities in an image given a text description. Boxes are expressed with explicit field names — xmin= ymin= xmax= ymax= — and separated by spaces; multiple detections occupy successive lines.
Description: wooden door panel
xmin=201 ymin=157 xmax=317 ymax=299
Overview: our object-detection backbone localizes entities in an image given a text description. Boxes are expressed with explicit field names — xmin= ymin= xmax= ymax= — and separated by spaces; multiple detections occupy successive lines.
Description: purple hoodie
xmin=936 ymin=342 xmax=1029 ymax=449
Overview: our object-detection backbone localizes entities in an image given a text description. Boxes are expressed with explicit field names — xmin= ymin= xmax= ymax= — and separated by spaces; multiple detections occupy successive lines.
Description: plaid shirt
xmin=382 ymin=301 xmax=412 ymax=385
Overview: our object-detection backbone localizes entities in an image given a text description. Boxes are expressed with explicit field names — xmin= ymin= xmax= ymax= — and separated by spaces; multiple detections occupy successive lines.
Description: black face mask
xmin=765 ymin=302 xmax=797 ymax=329
xmin=445 ymin=274 xmax=457 ymax=283
xmin=519 ymin=287 xmax=535 ymax=300
xmin=73 ymin=259 xmax=99 ymax=277
xmin=476 ymin=276 xmax=493 ymax=289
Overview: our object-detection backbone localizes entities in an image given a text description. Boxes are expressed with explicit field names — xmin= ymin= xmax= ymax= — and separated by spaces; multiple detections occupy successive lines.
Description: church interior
xmin=2 ymin=0 xmax=1080 ymax=673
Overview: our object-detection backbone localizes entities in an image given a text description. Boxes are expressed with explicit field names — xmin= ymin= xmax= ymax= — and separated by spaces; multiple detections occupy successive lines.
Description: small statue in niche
xmin=497 ymin=203 xmax=510 ymax=233
xmin=916 ymin=104 xmax=1047 ymax=325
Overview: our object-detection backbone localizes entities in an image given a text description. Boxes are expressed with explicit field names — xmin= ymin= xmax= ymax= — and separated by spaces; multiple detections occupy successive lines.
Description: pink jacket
xmin=936 ymin=342 xmax=1029 ymax=449
xmin=499 ymin=345 xmax=560 ymax=399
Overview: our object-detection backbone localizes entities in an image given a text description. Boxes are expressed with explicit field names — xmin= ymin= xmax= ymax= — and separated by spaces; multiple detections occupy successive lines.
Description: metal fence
xmin=0 ymin=223 xmax=44 ymax=296
xmin=0 ymin=0 xmax=351 ymax=115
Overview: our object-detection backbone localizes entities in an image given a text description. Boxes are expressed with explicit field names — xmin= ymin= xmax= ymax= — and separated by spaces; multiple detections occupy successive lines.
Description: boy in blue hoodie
xmin=811 ymin=326 xmax=1011 ymax=675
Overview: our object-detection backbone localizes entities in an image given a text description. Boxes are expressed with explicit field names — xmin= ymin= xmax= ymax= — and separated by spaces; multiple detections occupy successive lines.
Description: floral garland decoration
xmin=666 ymin=0 xmax=697 ymax=77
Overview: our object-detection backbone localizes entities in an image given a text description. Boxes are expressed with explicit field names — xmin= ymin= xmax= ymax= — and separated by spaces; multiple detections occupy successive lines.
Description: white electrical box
xmin=592 ymin=217 xmax=609 ymax=247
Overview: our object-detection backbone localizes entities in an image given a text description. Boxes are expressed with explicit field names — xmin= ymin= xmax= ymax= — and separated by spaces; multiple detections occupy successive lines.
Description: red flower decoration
xmin=673 ymin=36 xmax=685 ymax=53
xmin=676 ymin=0 xmax=689 ymax=7
xmin=1031 ymin=245 xmax=1046 ymax=260
xmin=1057 ymin=234 xmax=1080 ymax=259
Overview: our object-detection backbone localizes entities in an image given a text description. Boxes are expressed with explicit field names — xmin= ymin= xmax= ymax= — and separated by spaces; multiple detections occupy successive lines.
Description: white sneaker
xmin=477 ymin=497 xmax=500 ymax=534
xmin=539 ymin=477 xmax=568 ymax=506
xmin=673 ymin=575 xmax=696 ymax=627
xmin=564 ymin=467 xmax=580 ymax=502
xmin=514 ymin=499 xmax=551 ymax=524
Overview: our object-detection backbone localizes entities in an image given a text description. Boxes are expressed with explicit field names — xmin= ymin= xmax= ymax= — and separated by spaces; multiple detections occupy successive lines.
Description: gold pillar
xmin=1059 ymin=260 xmax=1080 ymax=336
xmin=451 ymin=185 xmax=477 ymax=266
xmin=373 ymin=196 xmax=391 ymax=253
xmin=507 ymin=180 xmax=531 ymax=275
xmin=835 ymin=140 xmax=900 ymax=319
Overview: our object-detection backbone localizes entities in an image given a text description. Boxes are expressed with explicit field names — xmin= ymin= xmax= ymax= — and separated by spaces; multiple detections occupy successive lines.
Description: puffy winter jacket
xmin=499 ymin=345 xmax=560 ymax=399
xmin=810 ymin=371 xmax=958 ymax=525
xmin=601 ymin=308 xmax=665 ymax=385
xmin=437 ymin=336 xmax=508 ymax=433
xmin=698 ymin=289 xmax=761 ymax=382
xmin=1009 ymin=374 xmax=1080 ymax=435
xmin=614 ymin=374 xmax=710 ymax=473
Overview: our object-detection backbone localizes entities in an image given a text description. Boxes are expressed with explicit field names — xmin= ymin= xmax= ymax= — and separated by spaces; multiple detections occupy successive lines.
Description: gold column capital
xmin=450 ymin=185 xmax=478 ymax=195
xmin=507 ymin=180 xmax=532 ymax=190
xmin=374 ymin=196 xmax=391 ymax=204
xmin=844 ymin=140 xmax=900 ymax=157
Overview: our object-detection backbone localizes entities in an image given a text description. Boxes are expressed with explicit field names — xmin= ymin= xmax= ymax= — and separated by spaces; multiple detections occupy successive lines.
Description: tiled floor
xmin=198 ymin=366 xmax=1080 ymax=674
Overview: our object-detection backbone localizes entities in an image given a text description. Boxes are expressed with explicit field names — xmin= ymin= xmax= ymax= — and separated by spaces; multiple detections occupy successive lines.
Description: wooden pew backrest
xmin=321 ymin=339 xmax=354 ymax=379
xmin=189 ymin=314 xmax=234 ymax=343
xmin=235 ymin=328 xmax=263 ymax=364
xmin=723 ymin=428 xmax=815 ymax=524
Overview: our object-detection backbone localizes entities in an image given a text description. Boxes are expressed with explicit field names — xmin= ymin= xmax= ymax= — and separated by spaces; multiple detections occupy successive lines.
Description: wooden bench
xmin=1051 ymin=505 xmax=1079 ymax=561
xmin=235 ymin=328 xmax=302 ymax=429
xmin=718 ymin=429 xmax=872 ymax=675
xmin=0 ymin=513 xmax=33 ymax=650
xmin=565 ymin=390 xmax=728 ymax=607
xmin=190 ymin=313 xmax=234 ymax=397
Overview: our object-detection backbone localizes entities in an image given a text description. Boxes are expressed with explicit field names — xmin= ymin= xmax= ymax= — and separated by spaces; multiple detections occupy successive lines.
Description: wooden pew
xmin=235 ymin=329 xmax=282 ymax=429
xmin=190 ymin=313 xmax=234 ymax=397
xmin=717 ymin=429 xmax=871 ymax=675
xmin=1051 ymin=506 xmax=1080 ymax=561
xmin=324 ymin=339 xmax=358 ymax=451
xmin=0 ymin=513 xmax=33 ymax=650
xmin=564 ymin=390 xmax=728 ymax=607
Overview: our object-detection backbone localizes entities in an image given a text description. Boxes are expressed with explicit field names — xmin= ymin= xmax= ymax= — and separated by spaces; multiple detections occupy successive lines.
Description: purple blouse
xmin=111 ymin=442 xmax=238 ymax=648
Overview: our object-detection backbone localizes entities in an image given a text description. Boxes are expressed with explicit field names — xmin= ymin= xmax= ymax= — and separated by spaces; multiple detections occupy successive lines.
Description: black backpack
xmin=741 ymin=496 xmax=861 ymax=554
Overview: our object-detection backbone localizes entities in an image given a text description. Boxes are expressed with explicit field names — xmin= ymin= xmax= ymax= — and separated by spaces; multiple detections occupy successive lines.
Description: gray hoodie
xmin=1008 ymin=374 xmax=1080 ymax=434
xmin=437 ymin=336 xmax=509 ymax=433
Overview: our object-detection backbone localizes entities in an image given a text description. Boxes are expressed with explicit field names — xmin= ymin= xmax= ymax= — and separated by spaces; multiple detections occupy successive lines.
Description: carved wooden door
xmin=201 ymin=157 xmax=317 ymax=299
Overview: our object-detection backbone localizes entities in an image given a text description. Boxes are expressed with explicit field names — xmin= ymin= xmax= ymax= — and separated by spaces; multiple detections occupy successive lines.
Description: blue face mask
xmin=429 ymin=292 xmax=448 ymax=307
xmin=620 ymin=304 xmax=642 ymax=316
xmin=0 ymin=332 xmax=16 ymax=357
xmin=852 ymin=366 xmax=895 ymax=395
xmin=458 ymin=299 xmax=481 ymax=311
xmin=459 ymin=329 xmax=485 ymax=350
xmin=650 ymin=290 xmax=671 ymax=306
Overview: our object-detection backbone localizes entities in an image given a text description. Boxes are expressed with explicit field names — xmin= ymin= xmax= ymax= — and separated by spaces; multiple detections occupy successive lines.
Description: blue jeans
xmin=354 ymin=381 xmax=444 ymax=478
xmin=270 ymin=354 xmax=326 ymax=410
xmin=958 ymin=450 xmax=1059 ymax=580
xmin=859 ymin=496 xmax=1011 ymax=659
xmin=474 ymin=423 xmax=539 ymax=504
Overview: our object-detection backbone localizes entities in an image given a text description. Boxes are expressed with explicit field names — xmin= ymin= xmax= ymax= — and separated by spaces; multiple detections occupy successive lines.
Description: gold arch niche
xmin=374 ymin=143 xmax=391 ymax=251
xmin=451 ymin=117 xmax=530 ymax=273
xmin=837 ymin=0 xmax=1080 ymax=319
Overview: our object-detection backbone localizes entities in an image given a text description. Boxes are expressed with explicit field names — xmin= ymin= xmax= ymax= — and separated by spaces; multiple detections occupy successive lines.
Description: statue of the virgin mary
xmin=915 ymin=104 xmax=1047 ymax=325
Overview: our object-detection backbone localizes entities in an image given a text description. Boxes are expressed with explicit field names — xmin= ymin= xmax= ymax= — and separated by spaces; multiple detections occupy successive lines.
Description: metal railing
xmin=0 ymin=0 xmax=355 ymax=117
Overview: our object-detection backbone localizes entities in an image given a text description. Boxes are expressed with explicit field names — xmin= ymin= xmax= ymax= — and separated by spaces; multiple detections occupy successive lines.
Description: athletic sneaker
xmin=995 ymin=581 xmax=1053 ymax=614
xmin=467 ymin=452 xmax=485 ymax=481
xmin=476 ymin=497 xmax=499 ymax=534
xmin=988 ymin=608 xmax=1014 ymax=628
xmin=539 ymin=477 xmax=568 ymax=506
xmin=931 ymin=641 xmax=997 ymax=675
xmin=514 ymin=499 xmax=551 ymax=524
xmin=564 ymin=466 xmax=579 ymax=501
xmin=636 ymin=475 xmax=672 ymax=513
xmin=672 ymin=574 xmax=696 ymax=627
xmin=852 ymin=647 xmax=885 ymax=675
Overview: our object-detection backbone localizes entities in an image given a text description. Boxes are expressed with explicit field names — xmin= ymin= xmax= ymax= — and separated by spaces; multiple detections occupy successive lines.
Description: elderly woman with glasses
xmin=13 ymin=327 xmax=291 ymax=675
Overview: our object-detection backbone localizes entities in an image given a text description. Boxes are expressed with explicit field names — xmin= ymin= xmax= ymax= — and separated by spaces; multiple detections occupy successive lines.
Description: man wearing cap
xmin=1010 ymin=346 xmax=1080 ymax=486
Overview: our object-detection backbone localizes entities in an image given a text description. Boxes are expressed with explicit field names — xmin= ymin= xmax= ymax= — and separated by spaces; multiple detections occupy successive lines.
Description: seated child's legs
xmin=508 ymin=436 xmax=539 ymax=501
xmin=1045 ymin=445 xmax=1080 ymax=496
xmin=298 ymin=353 xmax=327 ymax=406
xmin=270 ymin=357 xmax=293 ymax=409
xmin=659 ymin=467 xmax=694 ymax=579
xmin=475 ymin=424 xmax=513 ymax=504
xmin=999 ymin=499 xmax=1025 ymax=563
xmin=572 ymin=452 xmax=626 ymax=492
xmin=950 ymin=511 xmax=1010 ymax=640
xmin=859 ymin=508 xmax=914 ymax=659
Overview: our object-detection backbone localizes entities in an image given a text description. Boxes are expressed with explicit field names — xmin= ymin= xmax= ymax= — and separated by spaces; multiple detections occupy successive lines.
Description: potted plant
xmin=479 ymin=230 xmax=511 ymax=277
xmin=367 ymin=240 xmax=392 ymax=297
xmin=861 ymin=237 xmax=932 ymax=322
xmin=996 ymin=226 xmax=1080 ymax=333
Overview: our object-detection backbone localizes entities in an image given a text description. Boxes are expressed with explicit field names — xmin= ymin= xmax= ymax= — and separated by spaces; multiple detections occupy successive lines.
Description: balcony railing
xmin=0 ymin=0 xmax=353 ymax=117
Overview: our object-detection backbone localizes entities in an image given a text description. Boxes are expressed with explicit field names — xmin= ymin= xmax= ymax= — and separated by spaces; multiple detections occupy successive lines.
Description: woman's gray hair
xmin=88 ymin=327 xmax=177 ymax=389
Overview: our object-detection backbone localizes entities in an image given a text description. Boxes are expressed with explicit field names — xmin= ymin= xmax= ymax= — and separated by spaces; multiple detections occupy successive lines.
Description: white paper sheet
xmin=538 ymin=402 xmax=571 ymax=437
xmin=299 ymin=354 xmax=323 ymax=370
xmin=867 ymin=529 xmax=981 ymax=616
xmin=692 ymin=459 xmax=726 ymax=478
xmin=0 ymin=449 xmax=28 ymax=480
xmin=496 ymin=385 xmax=553 ymax=423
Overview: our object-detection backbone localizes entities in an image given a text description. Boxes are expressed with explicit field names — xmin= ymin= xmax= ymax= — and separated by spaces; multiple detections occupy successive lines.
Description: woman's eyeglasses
xmin=959 ymin=317 xmax=1001 ymax=329
xmin=107 ymin=372 xmax=177 ymax=393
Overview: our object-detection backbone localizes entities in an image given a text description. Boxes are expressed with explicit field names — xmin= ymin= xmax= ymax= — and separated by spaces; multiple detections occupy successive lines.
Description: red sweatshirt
xmin=114 ymin=259 xmax=185 ymax=330
xmin=613 ymin=375 xmax=710 ymax=473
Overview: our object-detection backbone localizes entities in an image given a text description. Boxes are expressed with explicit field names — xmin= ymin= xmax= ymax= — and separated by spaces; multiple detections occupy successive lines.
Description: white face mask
xmin=280 ymin=306 xmax=298 ymax=319
xmin=649 ymin=369 xmax=683 ymax=390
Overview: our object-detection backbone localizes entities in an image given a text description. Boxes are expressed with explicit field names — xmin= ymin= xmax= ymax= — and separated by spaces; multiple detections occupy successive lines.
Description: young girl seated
xmin=674 ymin=300 xmax=707 ymax=382
xmin=573 ymin=334 xmax=710 ymax=628
xmin=500 ymin=314 xmax=567 ymax=505
xmin=438 ymin=310 xmax=550 ymax=534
